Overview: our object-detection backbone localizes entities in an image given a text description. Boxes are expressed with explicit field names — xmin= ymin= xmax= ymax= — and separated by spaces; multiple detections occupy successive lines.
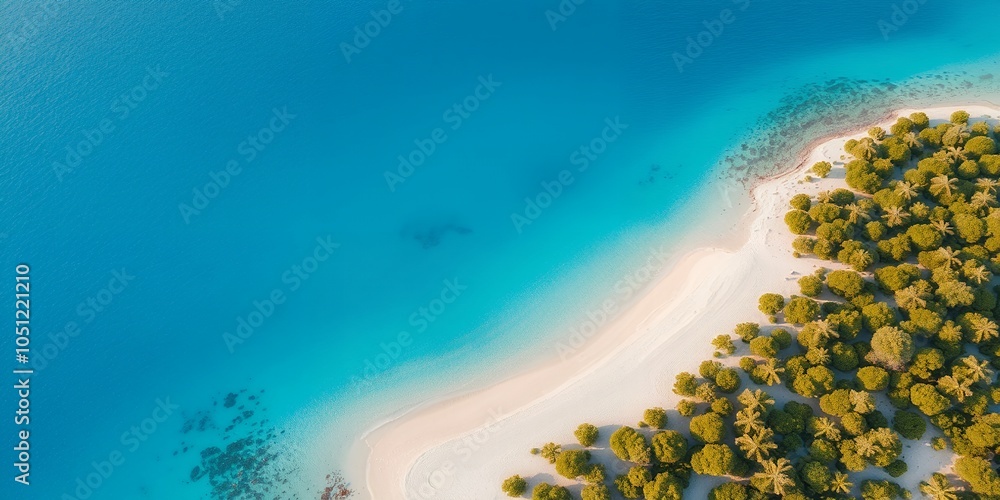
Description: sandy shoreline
xmin=348 ymin=104 xmax=1000 ymax=499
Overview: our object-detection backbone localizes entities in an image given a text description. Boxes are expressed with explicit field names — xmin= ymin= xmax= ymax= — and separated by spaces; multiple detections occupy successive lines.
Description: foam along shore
xmin=348 ymin=104 xmax=1000 ymax=499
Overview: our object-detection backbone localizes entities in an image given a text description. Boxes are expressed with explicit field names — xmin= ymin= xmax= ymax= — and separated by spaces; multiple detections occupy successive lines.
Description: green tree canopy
xmin=708 ymin=482 xmax=758 ymax=500
xmin=812 ymin=162 xmax=832 ymax=178
xmin=735 ymin=322 xmax=761 ymax=342
xmin=690 ymin=443 xmax=737 ymax=476
xmin=892 ymin=410 xmax=926 ymax=440
xmin=783 ymin=297 xmax=820 ymax=324
xmin=581 ymin=484 xmax=611 ymax=500
xmin=673 ymin=372 xmax=697 ymax=396
xmin=790 ymin=193 xmax=812 ymax=210
xmin=651 ymin=430 xmax=688 ymax=464
xmin=955 ymin=456 xmax=1000 ymax=496
xmin=859 ymin=479 xmax=904 ymax=500
xmin=758 ymin=293 xmax=785 ymax=316
xmin=642 ymin=473 xmax=684 ymax=500
xmin=689 ymin=412 xmax=726 ymax=443
xmin=502 ymin=475 xmax=527 ymax=497
xmin=644 ymin=407 xmax=667 ymax=429
xmin=866 ymin=326 xmax=914 ymax=371
xmin=575 ymin=423 xmax=599 ymax=447
xmin=609 ymin=426 xmax=652 ymax=465
xmin=554 ymin=449 xmax=591 ymax=479
xmin=532 ymin=483 xmax=572 ymax=500
xmin=857 ymin=366 xmax=890 ymax=391
xmin=826 ymin=270 xmax=866 ymax=299
xmin=716 ymin=368 xmax=742 ymax=393
xmin=910 ymin=383 xmax=950 ymax=416
xmin=749 ymin=336 xmax=778 ymax=358
xmin=784 ymin=210 xmax=813 ymax=234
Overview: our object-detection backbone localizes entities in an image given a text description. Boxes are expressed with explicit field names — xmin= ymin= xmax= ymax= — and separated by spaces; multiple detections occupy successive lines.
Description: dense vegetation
xmin=502 ymin=111 xmax=1000 ymax=499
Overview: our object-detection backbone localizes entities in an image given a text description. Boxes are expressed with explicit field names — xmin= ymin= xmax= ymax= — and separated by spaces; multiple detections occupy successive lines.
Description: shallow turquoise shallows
xmin=3 ymin=0 xmax=1000 ymax=498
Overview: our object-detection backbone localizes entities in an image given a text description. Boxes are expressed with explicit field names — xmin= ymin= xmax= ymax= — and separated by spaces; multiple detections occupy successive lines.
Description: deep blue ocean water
xmin=2 ymin=0 xmax=1000 ymax=498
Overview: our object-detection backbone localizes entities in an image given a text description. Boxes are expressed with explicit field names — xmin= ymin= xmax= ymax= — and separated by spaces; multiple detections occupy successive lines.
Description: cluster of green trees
xmin=502 ymin=110 xmax=1000 ymax=499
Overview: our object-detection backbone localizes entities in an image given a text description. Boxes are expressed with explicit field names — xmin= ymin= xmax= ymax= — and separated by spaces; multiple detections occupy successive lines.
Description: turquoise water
xmin=2 ymin=1 xmax=1000 ymax=498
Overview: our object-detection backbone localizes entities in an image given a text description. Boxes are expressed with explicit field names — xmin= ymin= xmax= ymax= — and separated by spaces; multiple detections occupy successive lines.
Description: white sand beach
xmin=349 ymin=105 xmax=1000 ymax=499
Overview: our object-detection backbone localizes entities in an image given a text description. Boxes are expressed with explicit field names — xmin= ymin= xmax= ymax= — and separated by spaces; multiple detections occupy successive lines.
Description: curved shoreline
xmin=350 ymin=104 xmax=1000 ymax=498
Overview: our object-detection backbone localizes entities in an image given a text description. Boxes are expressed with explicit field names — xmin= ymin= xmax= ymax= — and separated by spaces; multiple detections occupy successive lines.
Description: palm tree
xmin=811 ymin=417 xmax=841 ymax=441
xmin=813 ymin=319 xmax=839 ymax=342
xmin=919 ymin=472 xmax=959 ymax=500
xmin=952 ymin=123 xmax=971 ymax=141
xmin=971 ymin=191 xmax=996 ymax=209
xmin=849 ymin=390 xmax=876 ymax=414
xmin=965 ymin=264 xmax=991 ymax=285
xmin=735 ymin=408 xmax=764 ymax=434
xmin=896 ymin=285 xmax=933 ymax=310
xmin=882 ymin=206 xmax=910 ymax=227
xmin=903 ymin=131 xmax=923 ymax=150
xmin=895 ymin=285 xmax=928 ymax=310
xmin=734 ymin=432 xmax=757 ymax=459
xmin=845 ymin=203 xmax=871 ymax=224
xmin=737 ymin=388 xmax=774 ymax=412
xmin=938 ymin=375 xmax=973 ymax=402
xmin=930 ymin=174 xmax=958 ymax=198
xmin=817 ymin=190 xmax=834 ymax=203
xmin=735 ymin=428 xmax=777 ymax=463
xmin=871 ymin=427 xmax=897 ymax=443
xmin=807 ymin=347 xmax=830 ymax=366
xmin=756 ymin=436 xmax=778 ymax=462
xmin=830 ymin=472 xmax=853 ymax=495
xmin=969 ymin=315 xmax=999 ymax=343
xmin=960 ymin=355 xmax=994 ymax=384
xmin=931 ymin=219 xmax=954 ymax=236
xmin=937 ymin=246 xmax=962 ymax=269
xmin=857 ymin=138 xmax=878 ymax=160
xmin=894 ymin=181 xmax=918 ymax=201
xmin=942 ymin=124 xmax=970 ymax=150
xmin=944 ymin=146 xmax=968 ymax=164
xmin=854 ymin=436 xmax=876 ymax=458
xmin=759 ymin=358 xmax=784 ymax=386
xmin=976 ymin=177 xmax=1000 ymax=194
xmin=753 ymin=458 xmax=794 ymax=496
xmin=540 ymin=442 xmax=561 ymax=463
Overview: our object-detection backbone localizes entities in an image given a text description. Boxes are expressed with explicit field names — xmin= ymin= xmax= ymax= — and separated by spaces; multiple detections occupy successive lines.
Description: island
xmin=498 ymin=107 xmax=1000 ymax=499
